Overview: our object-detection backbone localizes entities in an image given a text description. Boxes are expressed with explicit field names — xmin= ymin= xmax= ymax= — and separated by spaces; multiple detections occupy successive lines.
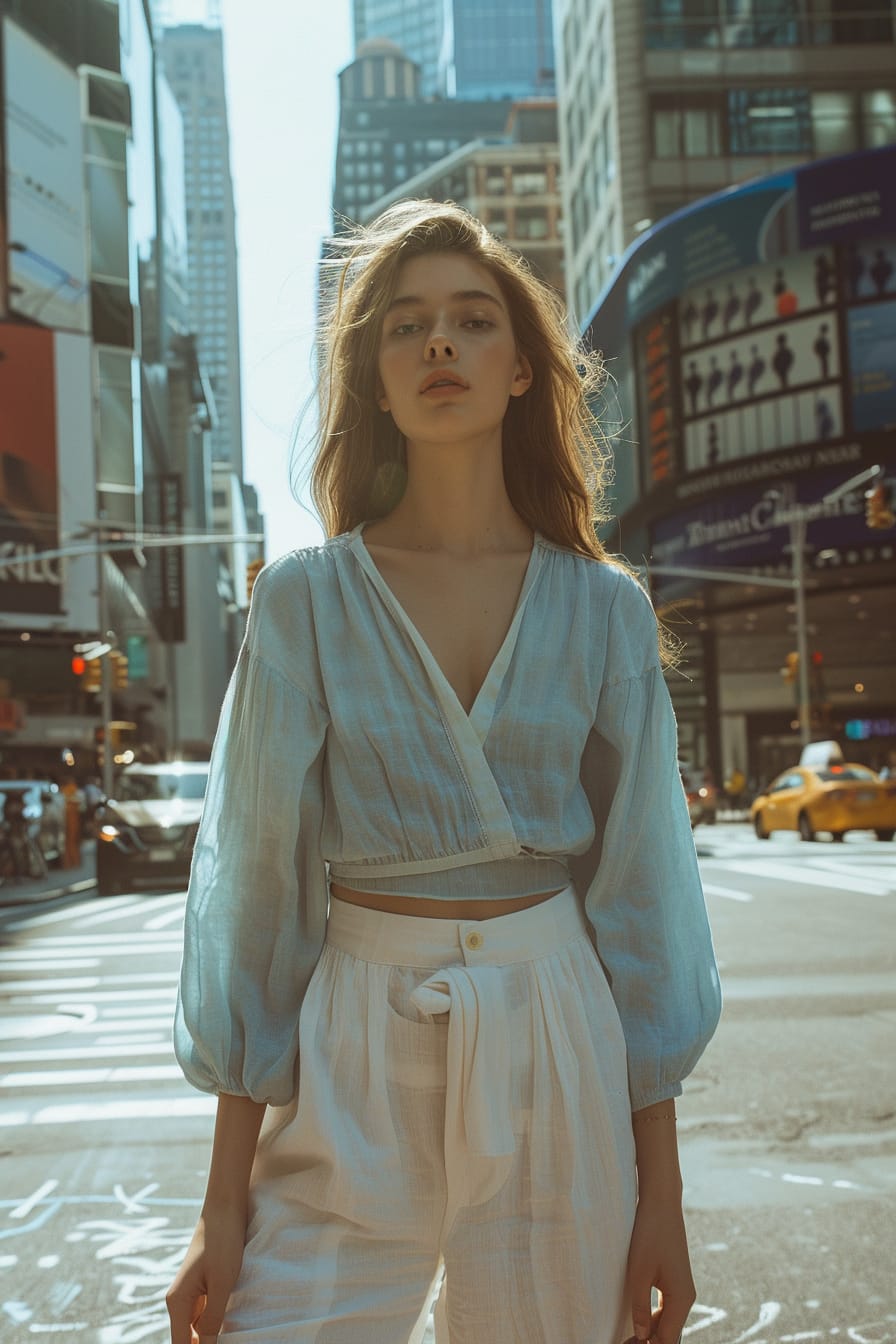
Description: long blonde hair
xmin=303 ymin=199 xmax=677 ymax=663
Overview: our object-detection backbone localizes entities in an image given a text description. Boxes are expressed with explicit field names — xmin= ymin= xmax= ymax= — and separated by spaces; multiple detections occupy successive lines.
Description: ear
xmin=510 ymin=352 xmax=533 ymax=398
xmin=376 ymin=384 xmax=390 ymax=412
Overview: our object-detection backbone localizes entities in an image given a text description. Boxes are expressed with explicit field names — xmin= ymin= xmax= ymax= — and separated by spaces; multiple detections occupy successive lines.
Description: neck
xmin=384 ymin=432 xmax=530 ymax=556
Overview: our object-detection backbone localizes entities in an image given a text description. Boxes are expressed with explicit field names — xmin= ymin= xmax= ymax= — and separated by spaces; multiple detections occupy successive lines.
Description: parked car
xmin=679 ymin=761 xmax=718 ymax=828
xmin=751 ymin=763 xmax=896 ymax=841
xmin=0 ymin=780 xmax=65 ymax=872
xmin=95 ymin=761 xmax=210 ymax=895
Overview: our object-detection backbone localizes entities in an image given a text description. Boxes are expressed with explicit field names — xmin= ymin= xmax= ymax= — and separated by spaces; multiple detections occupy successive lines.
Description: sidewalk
xmin=0 ymin=840 xmax=98 ymax=907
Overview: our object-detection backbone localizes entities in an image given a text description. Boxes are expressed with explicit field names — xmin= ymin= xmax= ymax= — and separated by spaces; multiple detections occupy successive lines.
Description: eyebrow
xmin=385 ymin=289 xmax=505 ymax=314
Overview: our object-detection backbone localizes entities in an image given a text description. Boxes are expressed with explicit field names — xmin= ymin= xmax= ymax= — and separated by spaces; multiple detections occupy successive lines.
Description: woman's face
xmin=376 ymin=251 xmax=532 ymax=448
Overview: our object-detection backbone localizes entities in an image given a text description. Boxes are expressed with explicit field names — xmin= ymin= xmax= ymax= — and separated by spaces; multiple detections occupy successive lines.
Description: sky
xmin=169 ymin=1 xmax=353 ymax=559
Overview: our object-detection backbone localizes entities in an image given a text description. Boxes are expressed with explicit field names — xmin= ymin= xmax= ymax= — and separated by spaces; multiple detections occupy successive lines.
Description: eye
xmin=390 ymin=321 xmax=421 ymax=336
xmin=464 ymin=317 xmax=494 ymax=330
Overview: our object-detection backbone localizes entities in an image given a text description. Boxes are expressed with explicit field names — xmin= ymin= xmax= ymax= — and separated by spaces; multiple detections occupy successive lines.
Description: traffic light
xmin=82 ymin=657 xmax=102 ymax=693
xmin=246 ymin=557 xmax=264 ymax=604
xmin=865 ymin=481 xmax=895 ymax=529
xmin=781 ymin=651 xmax=799 ymax=684
xmin=112 ymin=651 xmax=129 ymax=689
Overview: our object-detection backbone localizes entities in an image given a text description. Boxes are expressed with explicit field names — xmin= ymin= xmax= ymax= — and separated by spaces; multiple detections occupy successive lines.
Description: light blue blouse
xmin=174 ymin=522 xmax=721 ymax=1110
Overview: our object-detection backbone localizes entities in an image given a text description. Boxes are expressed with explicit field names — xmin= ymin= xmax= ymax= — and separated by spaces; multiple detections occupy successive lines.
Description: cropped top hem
xmin=328 ymin=845 xmax=570 ymax=882
xmin=328 ymin=854 xmax=572 ymax=900
xmin=174 ymin=528 xmax=722 ymax=1111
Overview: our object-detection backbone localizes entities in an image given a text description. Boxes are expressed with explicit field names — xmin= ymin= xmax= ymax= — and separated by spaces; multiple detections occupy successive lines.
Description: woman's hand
xmin=166 ymin=1205 xmax=247 ymax=1343
xmin=625 ymin=1189 xmax=696 ymax=1344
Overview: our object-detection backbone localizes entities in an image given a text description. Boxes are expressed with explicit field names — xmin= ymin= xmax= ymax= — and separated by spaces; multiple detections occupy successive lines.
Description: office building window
xmin=644 ymin=0 xmax=720 ymax=49
xmin=652 ymin=99 xmax=723 ymax=156
xmin=809 ymin=0 xmax=894 ymax=44
xmin=810 ymin=92 xmax=858 ymax=154
xmin=728 ymin=88 xmax=812 ymax=153
xmin=603 ymin=109 xmax=615 ymax=181
xmin=513 ymin=170 xmax=548 ymax=195
xmin=654 ymin=108 xmax=681 ymax=158
xmin=863 ymin=89 xmax=896 ymax=146
xmin=565 ymin=106 xmax=577 ymax=161
xmin=723 ymin=0 xmax=800 ymax=47
xmin=515 ymin=210 xmax=549 ymax=240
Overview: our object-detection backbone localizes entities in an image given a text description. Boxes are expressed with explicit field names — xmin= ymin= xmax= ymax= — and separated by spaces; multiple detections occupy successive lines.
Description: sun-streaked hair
xmin=308 ymin=198 xmax=611 ymax=555
xmin=297 ymin=199 xmax=676 ymax=664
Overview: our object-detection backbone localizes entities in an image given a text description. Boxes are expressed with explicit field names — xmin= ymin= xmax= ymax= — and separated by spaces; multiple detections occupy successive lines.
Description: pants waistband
xmin=325 ymin=882 xmax=588 ymax=969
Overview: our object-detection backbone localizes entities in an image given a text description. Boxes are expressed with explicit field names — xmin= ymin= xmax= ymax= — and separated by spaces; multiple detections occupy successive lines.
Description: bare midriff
xmin=328 ymin=883 xmax=567 ymax=921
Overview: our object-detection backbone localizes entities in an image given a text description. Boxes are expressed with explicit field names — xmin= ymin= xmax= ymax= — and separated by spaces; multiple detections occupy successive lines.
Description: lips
xmin=419 ymin=371 xmax=468 ymax=394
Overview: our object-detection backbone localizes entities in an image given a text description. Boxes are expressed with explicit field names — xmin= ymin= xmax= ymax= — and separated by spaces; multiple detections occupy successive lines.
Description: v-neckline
xmin=348 ymin=520 xmax=545 ymax=745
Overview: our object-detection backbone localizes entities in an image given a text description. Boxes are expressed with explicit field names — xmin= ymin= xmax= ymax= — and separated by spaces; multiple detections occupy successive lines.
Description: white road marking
xmin=5 ymin=897 xmax=136 ymax=932
xmin=75 ymin=893 xmax=184 ymax=929
xmin=11 ymin=986 xmax=176 ymax=1005
xmin=50 ymin=1009 xmax=169 ymax=1031
xmin=702 ymin=882 xmax=752 ymax=902
xmin=0 ymin=959 xmax=101 ymax=972
xmin=1 ymin=1065 xmax=183 ymax=1088
xmin=0 ymin=1042 xmax=174 ymax=1064
xmin=4 ymin=933 xmax=180 ymax=946
xmin=10 ymin=1180 xmax=60 ymax=1219
xmin=93 ymin=1034 xmax=167 ymax=1047
xmin=702 ymin=857 xmax=892 ymax=896
xmin=0 ymin=975 xmax=175 ymax=993
xmin=0 ymin=1097 xmax=215 ymax=1126
xmin=143 ymin=904 xmax=187 ymax=931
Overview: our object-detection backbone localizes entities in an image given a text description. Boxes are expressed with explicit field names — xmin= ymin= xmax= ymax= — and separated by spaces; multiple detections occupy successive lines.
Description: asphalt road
xmin=1 ymin=823 xmax=894 ymax=1342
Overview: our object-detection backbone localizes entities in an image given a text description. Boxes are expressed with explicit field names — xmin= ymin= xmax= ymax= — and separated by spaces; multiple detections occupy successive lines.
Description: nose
xmin=425 ymin=327 xmax=457 ymax=361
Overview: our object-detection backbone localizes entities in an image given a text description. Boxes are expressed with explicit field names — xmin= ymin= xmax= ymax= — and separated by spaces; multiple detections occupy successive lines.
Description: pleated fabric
xmin=221 ymin=885 xmax=637 ymax=1343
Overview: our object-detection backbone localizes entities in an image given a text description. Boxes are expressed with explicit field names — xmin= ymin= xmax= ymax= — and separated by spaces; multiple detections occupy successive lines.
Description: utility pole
xmin=52 ymin=526 xmax=263 ymax=795
xmin=647 ymin=464 xmax=882 ymax=756
xmin=97 ymin=549 xmax=115 ymax=798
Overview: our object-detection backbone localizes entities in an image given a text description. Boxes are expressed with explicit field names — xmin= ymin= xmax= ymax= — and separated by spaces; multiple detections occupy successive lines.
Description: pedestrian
xmin=83 ymin=775 xmax=104 ymax=836
xmin=167 ymin=200 xmax=722 ymax=1344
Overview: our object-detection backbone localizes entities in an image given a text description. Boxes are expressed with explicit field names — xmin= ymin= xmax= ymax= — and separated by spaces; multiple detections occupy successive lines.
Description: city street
xmin=1 ymin=824 xmax=894 ymax=1342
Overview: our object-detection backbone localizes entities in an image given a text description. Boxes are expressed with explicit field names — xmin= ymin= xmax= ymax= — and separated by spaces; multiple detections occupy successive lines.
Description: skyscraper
xmin=555 ymin=0 xmax=896 ymax=324
xmin=157 ymin=21 xmax=245 ymax=478
xmin=352 ymin=0 xmax=555 ymax=99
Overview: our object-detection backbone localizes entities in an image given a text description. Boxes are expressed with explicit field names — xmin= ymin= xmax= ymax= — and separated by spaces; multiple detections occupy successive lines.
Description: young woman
xmin=167 ymin=200 xmax=721 ymax=1344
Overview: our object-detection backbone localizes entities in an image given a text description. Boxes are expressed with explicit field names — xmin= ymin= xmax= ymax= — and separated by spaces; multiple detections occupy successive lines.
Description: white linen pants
xmin=222 ymin=884 xmax=637 ymax=1342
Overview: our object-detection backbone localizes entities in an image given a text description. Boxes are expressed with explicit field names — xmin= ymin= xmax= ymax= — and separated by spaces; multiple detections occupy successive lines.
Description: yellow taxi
xmin=751 ymin=763 xmax=896 ymax=842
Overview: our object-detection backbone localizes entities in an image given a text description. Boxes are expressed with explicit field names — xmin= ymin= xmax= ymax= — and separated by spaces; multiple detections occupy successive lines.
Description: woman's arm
xmin=166 ymin=1094 xmax=266 ymax=1342
xmin=626 ymin=1102 xmax=696 ymax=1344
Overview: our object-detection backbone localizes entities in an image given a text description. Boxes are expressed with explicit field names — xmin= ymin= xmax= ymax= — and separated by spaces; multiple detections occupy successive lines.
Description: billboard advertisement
xmin=0 ymin=324 xmax=97 ymax=627
xmin=3 ymin=19 xmax=89 ymax=333
xmin=584 ymin=144 xmax=896 ymax=511
xmin=0 ymin=324 xmax=61 ymax=614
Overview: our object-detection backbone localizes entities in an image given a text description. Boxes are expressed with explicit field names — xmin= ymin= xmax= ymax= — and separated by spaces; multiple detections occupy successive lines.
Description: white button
xmin=465 ymin=931 xmax=483 ymax=950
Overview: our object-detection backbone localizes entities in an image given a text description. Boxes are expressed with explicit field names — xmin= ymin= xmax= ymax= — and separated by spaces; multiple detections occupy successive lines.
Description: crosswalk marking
xmin=1 ymin=1065 xmax=185 ymax=1088
xmin=0 ymin=1041 xmax=175 ymax=1063
xmin=5 ymin=896 xmax=137 ymax=932
xmin=702 ymin=882 xmax=752 ymax=902
xmin=703 ymin=858 xmax=891 ymax=896
xmin=0 ymin=1096 xmax=215 ymax=1126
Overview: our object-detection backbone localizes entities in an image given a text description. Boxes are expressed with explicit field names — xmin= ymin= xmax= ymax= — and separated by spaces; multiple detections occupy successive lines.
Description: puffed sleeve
xmin=577 ymin=571 xmax=722 ymax=1111
xmin=173 ymin=564 xmax=330 ymax=1105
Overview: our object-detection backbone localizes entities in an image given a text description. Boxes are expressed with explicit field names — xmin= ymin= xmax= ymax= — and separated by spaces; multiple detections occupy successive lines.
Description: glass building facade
xmin=353 ymin=0 xmax=555 ymax=99
xmin=643 ymin=0 xmax=895 ymax=49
